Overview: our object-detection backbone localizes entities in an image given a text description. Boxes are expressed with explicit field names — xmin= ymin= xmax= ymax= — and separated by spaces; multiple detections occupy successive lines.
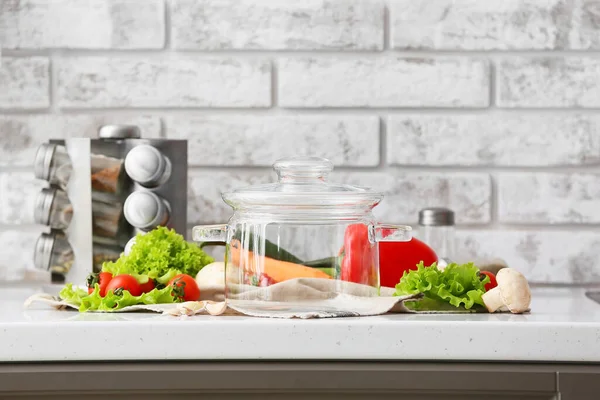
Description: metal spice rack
xmin=32 ymin=125 xmax=188 ymax=285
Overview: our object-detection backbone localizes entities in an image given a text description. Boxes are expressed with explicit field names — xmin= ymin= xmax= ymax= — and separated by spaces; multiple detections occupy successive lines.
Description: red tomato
xmin=480 ymin=271 xmax=498 ymax=292
xmin=139 ymin=278 xmax=156 ymax=293
xmin=168 ymin=274 xmax=201 ymax=301
xmin=105 ymin=274 xmax=143 ymax=297
xmin=379 ymin=238 xmax=438 ymax=288
xmin=87 ymin=272 xmax=113 ymax=297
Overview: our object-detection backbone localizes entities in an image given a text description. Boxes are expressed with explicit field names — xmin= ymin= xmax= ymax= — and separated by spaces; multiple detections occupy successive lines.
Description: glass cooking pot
xmin=193 ymin=157 xmax=412 ymax=314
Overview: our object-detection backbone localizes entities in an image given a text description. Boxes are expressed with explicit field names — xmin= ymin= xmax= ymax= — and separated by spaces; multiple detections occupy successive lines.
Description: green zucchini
xmin=232 ymin=231 xmax=305 ymax=265
xmin=302 ymin=256 xmax=342 ymax=269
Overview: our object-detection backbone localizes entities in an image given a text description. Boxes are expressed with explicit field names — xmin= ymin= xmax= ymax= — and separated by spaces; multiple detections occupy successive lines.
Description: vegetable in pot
xmin=230 ymin=240 xmax=331 ymax=283
xmin=339 ymin=224 xmax=376 ymax=286
xmin=231 ymin=231 xmax=304 ymax=265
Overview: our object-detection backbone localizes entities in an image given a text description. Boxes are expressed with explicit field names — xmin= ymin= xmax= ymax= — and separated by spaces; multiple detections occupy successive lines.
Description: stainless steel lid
xmin=98 ymin=125 xmax=141 ymax=139
xmin=34 ymin=188 xmax=56 ymax=226
xmin=418 ymin=207 xmax=455 ymax=226
xmin=123 ymin=191 xmax=169 ymax=230
xmin=34 ymin=143 xmax=56 ymax=181
xmin=34 ymin=232 xmax=56 ymax=271
xmin=124 ymin=144 xmax=171 ymax=186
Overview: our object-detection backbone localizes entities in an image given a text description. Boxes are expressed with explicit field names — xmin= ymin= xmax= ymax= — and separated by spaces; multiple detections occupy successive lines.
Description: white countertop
xmin=1 ymin=286 xmax=600 ymax=363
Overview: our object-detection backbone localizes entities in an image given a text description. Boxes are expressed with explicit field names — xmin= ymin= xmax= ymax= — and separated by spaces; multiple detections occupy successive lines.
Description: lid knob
xmin=99 ymin=125 xmax=141 ymax=139
xmin=418 ymin=207 xmax=455 ymax=226
xmin=273 ymin=156 xmax=333 ymax=182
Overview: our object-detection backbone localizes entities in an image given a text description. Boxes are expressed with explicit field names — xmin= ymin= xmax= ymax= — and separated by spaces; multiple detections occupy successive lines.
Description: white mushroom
xmin=482 ymin=268 xmax=531 ymax=314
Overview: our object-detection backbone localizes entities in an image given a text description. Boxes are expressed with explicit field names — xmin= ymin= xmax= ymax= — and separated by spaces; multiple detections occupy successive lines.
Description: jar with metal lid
xmin=192 ymin=156 xmax=412 ymax=315
xmin=34 ymin=188 xmax=73 ymax=230
xmin=92 ymin=199 xmax=128 ymax=245
xmin=91 ymin=243 xmax=123 ymax=272
xmin=34 ymin=143 xmax=126 ymax=195
xmin=34 ymin=232 xmax=74 ymax=274
xmin=34 ymin=232 xmax=123 ymax=274
xmin=34 ymin=143 xmax=73 ymax=190
xmin=124 ymin=144 xmax=172 ymax=188
xmin=418 ymin=207 xmax=456 ymax=270
xmin=123 ymin=191 xmax=170 ymax=231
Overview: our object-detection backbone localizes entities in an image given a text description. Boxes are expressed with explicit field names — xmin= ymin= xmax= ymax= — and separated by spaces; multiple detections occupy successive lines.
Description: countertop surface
xmin=1 ymin=286 xmax=600 ymax=363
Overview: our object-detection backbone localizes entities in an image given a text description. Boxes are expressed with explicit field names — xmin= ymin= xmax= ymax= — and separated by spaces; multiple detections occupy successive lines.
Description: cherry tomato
xmin=379 ymin=238 xmax=438 ymax=288
xmin=480 ymin=271 xmax=498 ymax=292
xmin=259 ymin=273 xmax=275 ymax=287
xmin=87 ymin=272 xmax=113 ymax=297
xmin=139 ymin=278 xmax=155 ymax=293
xmin=168 ymin=274 xmax=201 ymax=301
xmin=105 ymin=274 xmax=143 ymax=297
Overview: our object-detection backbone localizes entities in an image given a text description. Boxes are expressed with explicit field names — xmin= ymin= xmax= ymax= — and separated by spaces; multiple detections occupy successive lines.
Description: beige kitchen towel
xmin=24 ymin=278 xmax=482 ymax=318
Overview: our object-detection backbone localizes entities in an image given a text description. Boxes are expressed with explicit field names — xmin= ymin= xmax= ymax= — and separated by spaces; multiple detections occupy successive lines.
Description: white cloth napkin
xmin=24 ymin=278 xmax=482 ymax=319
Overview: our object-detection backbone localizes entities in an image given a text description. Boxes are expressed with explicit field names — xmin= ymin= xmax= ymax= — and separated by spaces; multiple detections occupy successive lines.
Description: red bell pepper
xmin=340 ymin=224 xmax=376 ymax=286
xmin=339 ymin=224 xmax=439 ymax=288
xmin=379 ymin=237 xmax=438 ymax=288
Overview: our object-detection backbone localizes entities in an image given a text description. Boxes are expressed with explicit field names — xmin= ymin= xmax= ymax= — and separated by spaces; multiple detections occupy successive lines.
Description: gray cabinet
xmin=1 ymin=361 xmax=596 ymax=399
xmin=0 ymin=362 xmax=568 ymax=400
xmin=558 ymin=369 xmax=600 ymax=400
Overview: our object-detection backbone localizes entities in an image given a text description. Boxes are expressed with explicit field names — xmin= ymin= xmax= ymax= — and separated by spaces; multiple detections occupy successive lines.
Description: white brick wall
xmin=1 ymin=0 xmax=600 ymax=284
xmin=278 ymin=57 xmax=490 ymax=107
xmin=2 ymin=0 xmax=165 ymax=49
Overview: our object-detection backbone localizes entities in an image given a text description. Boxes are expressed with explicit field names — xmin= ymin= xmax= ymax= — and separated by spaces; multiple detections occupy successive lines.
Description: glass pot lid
xmin=222 ymin=156 xmax=383 ymax=211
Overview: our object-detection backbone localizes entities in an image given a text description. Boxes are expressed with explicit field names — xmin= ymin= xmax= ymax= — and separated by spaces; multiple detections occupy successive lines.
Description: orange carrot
xmin=230 ymin=244 xmax=331 ymax=283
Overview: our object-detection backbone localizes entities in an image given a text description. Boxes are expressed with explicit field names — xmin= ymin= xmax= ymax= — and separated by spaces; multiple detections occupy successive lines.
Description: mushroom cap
xmin=496 ymin=268 xmax=531 ymax=313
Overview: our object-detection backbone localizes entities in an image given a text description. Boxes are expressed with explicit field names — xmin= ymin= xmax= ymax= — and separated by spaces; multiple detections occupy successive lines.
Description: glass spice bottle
xmin=34 ymin=188 xmax=73 ymax=230
xmin=34 ymin=143 xmax=73 ymax=190
xmin=34 ymin=232 xmax=123 ymax=274
xmin=34 ymin=143 xmax=126 ymax=195
xmin=34 ymin=232 xmax=75 ymax=274
xmin=418 ymin=208 xmax=456 ymax=270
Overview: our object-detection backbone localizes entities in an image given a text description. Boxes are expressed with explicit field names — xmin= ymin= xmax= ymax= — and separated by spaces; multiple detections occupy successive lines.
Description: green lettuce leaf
xmin=101 ymin=226 xmax=214 ymax=280
xmin=394 ymin=262 xmax=489 ymax=310
xmin=60 ymin=283 xmax=180 ymax=312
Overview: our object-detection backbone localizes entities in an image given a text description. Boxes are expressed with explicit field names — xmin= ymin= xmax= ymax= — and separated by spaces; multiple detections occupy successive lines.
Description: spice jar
xmin=34 ymin=232 xmax=122 ymax=274
xmin=34 ymin=188 xmax=73 ymax=230
xmin=34 ymin=232 xmax=74 ymax=274
xmin=124 ymin=144 xmax=172 ymax=188
xmin=418 ymin=207 xmax=456 ymax=270
xmin=92 ymin=199 xmax=127 ymax=244
xmin=90 ymin=154 xmax=126 ymax=194
xmin=34 ymin=143 xmax=126 ymax=194
xmin=34 ymin=143 xmax=72 ymax=189
xmin=123 ymin=191 xmax=170 ymax=231
xmin=92 ymin=243 xmax=123 ymax=272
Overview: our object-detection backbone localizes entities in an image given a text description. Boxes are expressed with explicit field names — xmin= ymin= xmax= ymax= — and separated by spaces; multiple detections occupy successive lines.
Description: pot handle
xmin=373 ymin=224 xmax=412 ymax=243
xmin=192 ymin=224 xmax=228 ymax=243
